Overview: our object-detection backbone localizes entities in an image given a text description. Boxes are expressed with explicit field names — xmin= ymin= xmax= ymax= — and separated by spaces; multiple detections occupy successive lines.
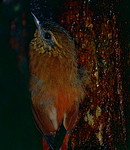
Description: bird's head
xmin=30 ymin=13 xmax=75 ymax=58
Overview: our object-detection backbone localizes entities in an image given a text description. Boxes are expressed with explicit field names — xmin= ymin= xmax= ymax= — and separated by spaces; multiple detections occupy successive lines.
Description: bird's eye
xmin=44 ymin=32 xmax=52 ymax=40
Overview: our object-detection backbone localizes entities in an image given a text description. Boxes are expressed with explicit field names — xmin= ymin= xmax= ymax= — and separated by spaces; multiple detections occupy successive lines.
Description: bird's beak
xmin=31 ymin=12 xmax=41 ymax=31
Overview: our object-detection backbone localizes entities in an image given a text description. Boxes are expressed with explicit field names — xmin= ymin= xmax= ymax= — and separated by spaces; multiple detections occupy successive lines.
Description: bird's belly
xmin=31 ymin=85 xmax=77 ymax=135
xmin=30 ymin=74 xmax=80 ymax=135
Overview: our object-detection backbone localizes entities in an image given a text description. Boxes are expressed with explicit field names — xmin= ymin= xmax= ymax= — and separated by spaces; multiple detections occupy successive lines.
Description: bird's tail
xmin=60 ymin=133 xmax=70 ymax=150
xmin=42 ymin=121 xmax=68 ymax=150
xmin=42 ymin=134 xmax=70 ymax=150
xmin=42 ymin=138 xmax=50 ymax=150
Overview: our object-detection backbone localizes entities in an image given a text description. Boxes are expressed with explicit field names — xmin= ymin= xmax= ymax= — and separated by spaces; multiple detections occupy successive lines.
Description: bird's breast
xmin=29 ymin=51 xmax=83 ymax=134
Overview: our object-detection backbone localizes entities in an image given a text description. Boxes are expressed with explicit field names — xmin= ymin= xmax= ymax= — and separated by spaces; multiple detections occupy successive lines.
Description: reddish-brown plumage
xmin=29 ymin=43 xmax=83 ymax=133
xmin=29 ymin=16 xmax=84 ymax=149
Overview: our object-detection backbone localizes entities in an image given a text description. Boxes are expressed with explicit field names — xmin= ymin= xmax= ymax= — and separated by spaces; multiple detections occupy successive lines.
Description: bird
xmin=29 ymin=13 xmax=85 ymax=150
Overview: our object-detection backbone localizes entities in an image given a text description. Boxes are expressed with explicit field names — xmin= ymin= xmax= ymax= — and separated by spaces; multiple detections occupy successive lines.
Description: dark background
xmin=0 ymin=0 xmax=42 ymax=149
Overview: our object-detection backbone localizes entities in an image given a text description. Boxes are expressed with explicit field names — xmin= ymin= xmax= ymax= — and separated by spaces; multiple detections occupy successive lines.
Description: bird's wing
xmin=32 ymin=104 xmax=51 ymax=135
xmin=63 ymin=101 xmax=79 ymax=132
xmin=32 ymin=97 xmax=60 ymax=135
xmin=30 ymin=75 xmax=59 ymax=135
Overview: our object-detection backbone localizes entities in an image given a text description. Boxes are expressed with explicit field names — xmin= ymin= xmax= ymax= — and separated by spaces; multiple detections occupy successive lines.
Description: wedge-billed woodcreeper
xmin=29 ymin=13 xmax=84 ymax=149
